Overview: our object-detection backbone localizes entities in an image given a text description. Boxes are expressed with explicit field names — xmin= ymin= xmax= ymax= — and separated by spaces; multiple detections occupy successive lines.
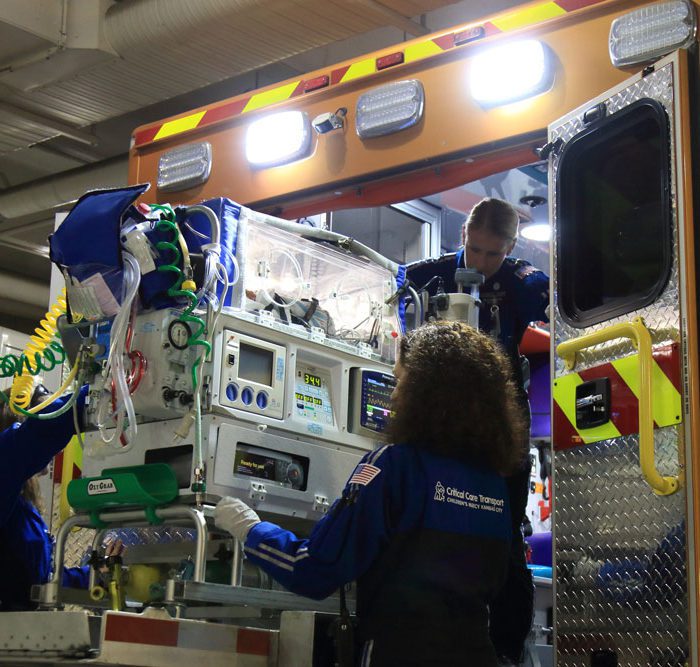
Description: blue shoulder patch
xmin=514 ymin=263 xmax=537 ymax=280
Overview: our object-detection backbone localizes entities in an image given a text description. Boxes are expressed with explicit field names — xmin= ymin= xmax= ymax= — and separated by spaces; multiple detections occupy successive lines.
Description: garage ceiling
xmin=0 ymin=0 xmax=529 ymax=333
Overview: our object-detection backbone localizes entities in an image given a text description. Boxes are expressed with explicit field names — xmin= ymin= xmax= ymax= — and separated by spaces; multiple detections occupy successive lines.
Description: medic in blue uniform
xmin=407 ymin=198 xmax=549 ymax=664
xmin=407 ymin=250 xmax=548 ymax=367
xmin=0 ymin=386 xmax=89 ymax=611
xmin=216 ymin=322 xmax=529 ymax=666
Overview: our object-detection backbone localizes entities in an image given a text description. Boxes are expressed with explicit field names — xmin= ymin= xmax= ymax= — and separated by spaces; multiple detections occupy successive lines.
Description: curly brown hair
xmin=385 ymin=321 xmax=528 ymax=475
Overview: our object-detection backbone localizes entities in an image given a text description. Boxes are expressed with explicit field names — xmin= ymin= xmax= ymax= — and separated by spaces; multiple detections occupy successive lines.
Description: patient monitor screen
xmin=239 ymin=342 xmax=274 ymax=386
xmin=361 ymin=371 xmax=395 ymax=432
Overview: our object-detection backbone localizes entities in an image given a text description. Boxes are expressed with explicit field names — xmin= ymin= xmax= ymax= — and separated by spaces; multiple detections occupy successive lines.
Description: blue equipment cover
xmin=49 ymin=185 xmax=150 ymax=320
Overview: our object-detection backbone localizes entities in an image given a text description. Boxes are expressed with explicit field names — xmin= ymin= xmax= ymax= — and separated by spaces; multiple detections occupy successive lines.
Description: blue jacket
xmin=244 ymin=443 xmax=512 ymax=666
xmin=407 ymin=252 xmax=549 ymax=661
xmin=406 ymin=251 xmax=549 ymax=360
xmin=0 ymin=389 xmax=89 ymax=611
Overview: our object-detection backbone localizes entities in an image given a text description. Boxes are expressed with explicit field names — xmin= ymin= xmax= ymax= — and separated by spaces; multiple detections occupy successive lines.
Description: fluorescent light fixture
xmin=157 ymin=142 xmax=212 ymax=192
xmin=245 ymin=111 xmax=312 ymax=167
xmin=356 ymin=80 xmax=424 ymax=139
xmin=521 ymin=223 xmax=551 ymax=242
xmin=470 ymin=40 xmax=553 ymax=107
xmin=609 ymin=0 xmax=696 ymax=67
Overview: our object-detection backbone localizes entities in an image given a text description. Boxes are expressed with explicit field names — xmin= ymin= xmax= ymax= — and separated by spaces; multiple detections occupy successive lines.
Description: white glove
xmin=214 ymin=496 xmax=261 ymax=543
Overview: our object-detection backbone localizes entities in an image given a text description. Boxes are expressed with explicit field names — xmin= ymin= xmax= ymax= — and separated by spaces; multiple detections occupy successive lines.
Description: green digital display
xmin=304 ymin=373 xmax=322 ymax=387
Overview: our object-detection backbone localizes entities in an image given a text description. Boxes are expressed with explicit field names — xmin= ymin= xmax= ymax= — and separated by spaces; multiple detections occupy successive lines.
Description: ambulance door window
xmin=439 ymin=206 xmax=466 ymax=254
xmin=557 ymin=98 xmax=672 ymax=327
xmin=330 ymin=200 xmax=438 ymax=264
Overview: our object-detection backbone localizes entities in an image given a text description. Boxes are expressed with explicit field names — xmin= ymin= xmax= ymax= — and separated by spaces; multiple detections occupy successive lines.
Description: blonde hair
xmin=465 ymin=197 xmax=520 ymax=243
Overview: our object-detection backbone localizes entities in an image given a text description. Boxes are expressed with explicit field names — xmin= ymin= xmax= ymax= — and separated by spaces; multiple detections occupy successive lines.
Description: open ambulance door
xmin=549 ymin=49 xmax=700 ymax=667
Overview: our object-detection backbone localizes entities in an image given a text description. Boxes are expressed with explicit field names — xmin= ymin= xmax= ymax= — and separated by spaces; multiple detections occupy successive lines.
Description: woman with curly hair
xmin=408 ymin=197 xmax=549 ymax=663
xmin=215 ymin=321 xmax=528 ymax=666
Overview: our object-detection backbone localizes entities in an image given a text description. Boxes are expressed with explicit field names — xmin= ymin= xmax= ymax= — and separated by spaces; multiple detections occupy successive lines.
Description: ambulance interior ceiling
xmin=330 ymin=161 xmax=550 ymax=271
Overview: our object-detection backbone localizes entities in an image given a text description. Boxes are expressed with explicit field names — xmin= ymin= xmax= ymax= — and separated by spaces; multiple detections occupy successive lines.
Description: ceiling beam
xmin=0 ymin=235 xmax=50 ymax=259
xmin=0 ymin=100 xmax=97 ymax=147
xmin=0 ymin=270 xmax=49 ymax=308
xmin=354 ymin=1 xmax=428 ymax=36
xmin=0 ymin=155 xmax=127 ymax=221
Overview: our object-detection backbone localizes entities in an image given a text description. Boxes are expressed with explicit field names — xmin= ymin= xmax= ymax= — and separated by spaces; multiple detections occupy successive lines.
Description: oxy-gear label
xmin=87 ymin=478 xmax=117 ymax=495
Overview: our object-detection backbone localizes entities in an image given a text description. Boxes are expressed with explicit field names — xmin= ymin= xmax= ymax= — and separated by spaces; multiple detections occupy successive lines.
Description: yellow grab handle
xmin=556 ymin=317 xmax=679 ymax=496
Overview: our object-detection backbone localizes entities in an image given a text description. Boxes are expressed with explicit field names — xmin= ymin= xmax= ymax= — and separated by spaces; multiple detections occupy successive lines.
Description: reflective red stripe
xmin=553 ymin=400 xmax=580 ymax=451
xmin=133 ymin=125 xmax=161 ymax=147
xmin=331 ymin=66 xmax=350 ymax=85
xmin=53 ymin=451 xmax=64 ymax=484
xmin=432 ymin=33 xmax=455 ymax=50
xmin=289 ymin=80 xmax=305 ymax=98
xmin=104 ymin=615 xmax=178 ymax=646
xmin=201 ymin=99 xmax=248 ymax=127
xmin=236 ymin=628 xmax=272 ymax=656
xmin=655 ymin=342 xmax=682 ymax=393
xmin=482 ymin=22 xmax=502 ymax=37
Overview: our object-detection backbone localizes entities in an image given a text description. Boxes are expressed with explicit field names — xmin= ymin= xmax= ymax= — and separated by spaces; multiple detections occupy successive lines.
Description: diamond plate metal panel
xmin=550 ymin=63 xmax=689 ymax=666
xmin=50 ymin=484 xmax=95 ymax=571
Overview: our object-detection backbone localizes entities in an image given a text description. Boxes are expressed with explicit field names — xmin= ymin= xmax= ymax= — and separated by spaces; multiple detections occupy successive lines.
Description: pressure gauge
xmin=167 ymin=320 xmax=191 ymax=350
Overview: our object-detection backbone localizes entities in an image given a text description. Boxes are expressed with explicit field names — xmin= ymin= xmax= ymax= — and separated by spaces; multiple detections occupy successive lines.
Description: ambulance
xmin=128 ymin=1 xmax=699 ymax=664
xmin=1 ymin=1 xmax=698 ymax=665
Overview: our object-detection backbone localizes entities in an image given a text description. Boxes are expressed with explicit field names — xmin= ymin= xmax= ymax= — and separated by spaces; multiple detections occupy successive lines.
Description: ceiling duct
xmin=0 ymin=157 xmax=127 ymax=222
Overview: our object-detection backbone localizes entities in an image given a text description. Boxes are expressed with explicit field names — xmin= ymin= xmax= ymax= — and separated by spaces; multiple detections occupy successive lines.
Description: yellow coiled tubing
xmin=10 ymin=289 xmax=68 ymax=414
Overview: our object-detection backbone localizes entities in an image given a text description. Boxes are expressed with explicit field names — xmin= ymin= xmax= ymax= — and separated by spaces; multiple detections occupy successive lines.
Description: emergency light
xmin=521 ymin=223 xmax=551 ymax=242
xmin=470 ymin=40 xmax=553 ymax=107
xmin=609 ymin=0 xmax=696 ymax=68
xmin=355 ymin=80 xmax=424 ymax=139
xmin=245 ymin=111 xmax=312 ymax=167
xmin=157 ymin=142 xmax=212 ymax=192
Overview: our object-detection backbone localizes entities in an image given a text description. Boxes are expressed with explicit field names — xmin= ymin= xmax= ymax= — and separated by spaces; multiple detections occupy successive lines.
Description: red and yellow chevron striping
xmin=133 ymin=0 xmax=607 ymax=148
xmin=553 ymin=343 xmax=682 ymax=451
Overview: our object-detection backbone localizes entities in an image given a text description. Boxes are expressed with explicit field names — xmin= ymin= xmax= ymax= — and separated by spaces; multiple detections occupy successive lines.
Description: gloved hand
xmin=214 ymin=496 xmax=261 ymax=543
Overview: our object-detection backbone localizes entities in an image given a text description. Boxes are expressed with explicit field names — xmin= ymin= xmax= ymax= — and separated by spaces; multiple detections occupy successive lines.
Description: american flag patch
xmin=349 ymin=463 xmax=381 ymax=486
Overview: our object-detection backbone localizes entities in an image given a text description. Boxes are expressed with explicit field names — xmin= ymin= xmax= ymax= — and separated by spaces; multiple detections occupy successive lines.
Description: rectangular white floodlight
xmin=245 ymin=111 xmax=312 ymax=167
xmin=470 ymin=40 xmax=553 ymax=107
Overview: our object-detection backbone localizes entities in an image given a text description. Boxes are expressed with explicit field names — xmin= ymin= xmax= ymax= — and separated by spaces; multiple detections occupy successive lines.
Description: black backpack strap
xmin=330 ymin=585 xmax=356 ymax=667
